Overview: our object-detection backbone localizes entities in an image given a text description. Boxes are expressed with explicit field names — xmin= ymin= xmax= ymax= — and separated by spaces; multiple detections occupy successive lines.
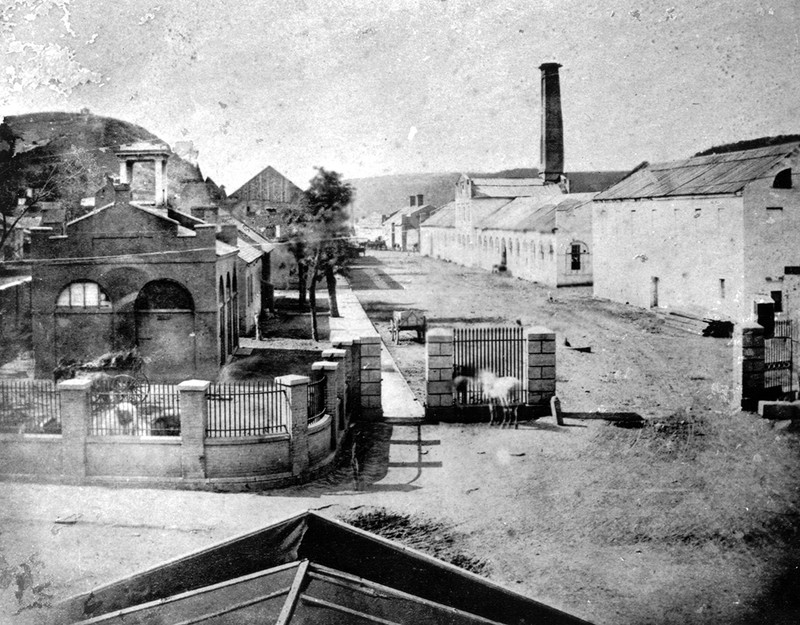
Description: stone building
xmin=29 ymin=146 xmax=257 ymax=381
xmin=419 ymin=63 xmax=618 ymax=287
xmin=592 ymin=141 xmax=800 ymax=323
xmin=382 ymin=199 xmax=438 ymax=250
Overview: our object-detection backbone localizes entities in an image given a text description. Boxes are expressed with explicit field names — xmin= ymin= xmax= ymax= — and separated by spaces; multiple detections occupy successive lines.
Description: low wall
xmin=205 ymin=434 xmax=290 ymax=478
xmin=0 ymin=434 xmax=63 ymax=475
xmin=308 ymin=414 xmax=333 ymax=466
xmin=0 ymin=349 xmax=356 ymax=490
xmin=86 ymin=437 xmax=182 ymax=478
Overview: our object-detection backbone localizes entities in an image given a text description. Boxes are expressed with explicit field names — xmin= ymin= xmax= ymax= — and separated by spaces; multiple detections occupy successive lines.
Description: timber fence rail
xmin=206 ymin=382 xmax=288 ymax=437
xmin=0 ymin=379 xmax=60 ymax=434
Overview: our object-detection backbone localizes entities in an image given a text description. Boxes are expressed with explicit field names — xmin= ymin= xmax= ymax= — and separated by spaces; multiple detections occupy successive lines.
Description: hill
xmin=694 ymin=134 xmax=800 ymax=157
xmin=3 ymin=111 xmax=205 ymax=203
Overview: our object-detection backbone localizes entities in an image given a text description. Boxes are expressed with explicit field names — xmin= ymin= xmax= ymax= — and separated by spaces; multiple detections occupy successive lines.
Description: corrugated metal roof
xmin=384 ymin=204 xmax=435 ymax=225
xmin=475 ymin=193 xmax=595 ymax=233
xmin=596 ymin=142 xmax=800 ymax=200
xmin=472 ymin=178 xmax=549 ymax=198
xmin=420 ymin=202 xmax=455 ymax=227
xmin=237 ymin=240 xmax=263 ymax=264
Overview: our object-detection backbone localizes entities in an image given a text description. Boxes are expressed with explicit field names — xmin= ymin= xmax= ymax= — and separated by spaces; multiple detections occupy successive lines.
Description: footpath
xmin=329 ymin=278 xmax=425 ymax=422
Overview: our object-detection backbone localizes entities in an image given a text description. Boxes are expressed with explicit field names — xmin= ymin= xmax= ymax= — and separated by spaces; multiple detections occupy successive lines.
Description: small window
xmin=771 ymin=290 xmax=783 ymax=313
xmin=773 ymin=168 xmax=792 ymax=189
xmin=719 ymin=279 xmax=726 ymax=300
xmin=56 ymin=282 xmax=111 ymax=308
xmin=766 ymin=206 xmax=783 ymax=211
xmin=417 ymin=194 xmax=424 ymax=206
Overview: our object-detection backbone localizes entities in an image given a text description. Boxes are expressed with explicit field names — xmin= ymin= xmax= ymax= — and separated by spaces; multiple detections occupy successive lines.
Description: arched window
xmin=219 ymin=277 xmax=224 ymax=302
xmin=135 ymin=280 xmax=194 ymax=311
xmin=56 ymin=281 xmax=111 ymax=308
xmin=226 ymin=273 xmax=231 ymax=299
xmin=773 ymin=168 xmax=792 ymax=189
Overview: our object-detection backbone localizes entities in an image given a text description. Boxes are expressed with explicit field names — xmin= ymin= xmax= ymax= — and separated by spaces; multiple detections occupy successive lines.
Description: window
xmin=56 ymin=282 xmax=111 ymax=308
xmin=771 ymin=290 xmax=783 ymax=313
xmin=417 ymin=194 xmax=424 ymax=206
xmin=571 ymin=244 xmax=582 ymax=270
xmin=773 ymin=168 xmax=792 ymax=189
xmin=719 ymin=279 xmax=726 ymax=300
xmin=766 ymin=206 xmax=783 ymax=211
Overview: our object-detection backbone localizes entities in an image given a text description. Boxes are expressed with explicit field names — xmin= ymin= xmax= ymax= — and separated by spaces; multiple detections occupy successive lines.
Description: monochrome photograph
xmin=1 ymin=1 xmax=798 ymax=623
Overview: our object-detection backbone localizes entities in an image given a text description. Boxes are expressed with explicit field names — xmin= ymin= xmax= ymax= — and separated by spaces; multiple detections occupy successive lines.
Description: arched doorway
xmin=135 ymin=280 xmax=196 ymax=380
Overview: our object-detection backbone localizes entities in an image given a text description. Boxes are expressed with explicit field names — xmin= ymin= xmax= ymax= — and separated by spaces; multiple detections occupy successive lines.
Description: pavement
xmin=329 ymin=278 xmax=425 ymax=422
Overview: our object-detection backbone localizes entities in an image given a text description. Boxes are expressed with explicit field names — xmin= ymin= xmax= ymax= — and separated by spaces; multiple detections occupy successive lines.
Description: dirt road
xmin=1 ymin=251 xmax=798 ymax=625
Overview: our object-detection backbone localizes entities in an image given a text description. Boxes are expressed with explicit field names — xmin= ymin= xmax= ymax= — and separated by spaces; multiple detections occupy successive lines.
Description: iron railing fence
xmin=206 ymin=382 xmax=288 ymax=437
xmin=0 ymin=380 xmax=61 ymax=434
xmin=307 ymin=376 xmax=327 ymax=424
xmin=90 ymin=384 xmax=180 ymax=436
xmin=453 ymin=326 xmax=526 ymax=405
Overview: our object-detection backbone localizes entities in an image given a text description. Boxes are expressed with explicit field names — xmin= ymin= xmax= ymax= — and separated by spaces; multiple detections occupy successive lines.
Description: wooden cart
xmin=390 ymin=310 xmax=427 ymax=345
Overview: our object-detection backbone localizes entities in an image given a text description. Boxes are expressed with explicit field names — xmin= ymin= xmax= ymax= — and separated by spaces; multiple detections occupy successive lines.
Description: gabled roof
xmin=475 ymin=193 xmax=595 ymax=233
xmin=421 ymin=201 xmax=456 ymax=227
xmin=229 ymin=165 xmax=302 ymax=201
xmin=384 ymin=203 xmax=435 ymax=225
xmin=471 ymin=178 xmax=546 ymax=198
xmin=595 ymin=142 xmax=800 ymax=201
xmin=215 ymin=239 xmax=239 ymax=257
xmin=56 ymin=511 xmax=590 ymax=625
xmin=68 ymin=202 xmax=195 ymax=236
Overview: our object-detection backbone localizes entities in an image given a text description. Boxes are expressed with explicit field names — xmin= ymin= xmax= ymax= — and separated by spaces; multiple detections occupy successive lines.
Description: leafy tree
xmin=279 ymin=167 xmax=354 ymax=340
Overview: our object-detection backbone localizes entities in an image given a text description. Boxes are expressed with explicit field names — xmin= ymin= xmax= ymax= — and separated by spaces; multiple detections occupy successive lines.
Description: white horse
xmin=453 ymin=370 xmax=523 ymax=428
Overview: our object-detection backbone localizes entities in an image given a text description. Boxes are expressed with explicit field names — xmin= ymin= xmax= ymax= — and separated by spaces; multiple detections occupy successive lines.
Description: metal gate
xmin=765 ymin=319 xmax=793 ymax=393
xmin=453 ymin=326 xmax=525 ymax=405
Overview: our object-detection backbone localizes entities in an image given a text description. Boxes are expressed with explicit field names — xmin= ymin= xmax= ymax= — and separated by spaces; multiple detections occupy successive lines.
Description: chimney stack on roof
xmin=539 ymin=62 xmax=564 ymax=184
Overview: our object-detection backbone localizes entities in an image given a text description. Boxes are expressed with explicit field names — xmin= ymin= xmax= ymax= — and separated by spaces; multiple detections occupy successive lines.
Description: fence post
xmin=58 ymin=378 xmax=92 ymax=480
xmin=322 ymin=348 xmax=347 ymax=430
xmin=277 ymin=374 xmax=310 ymax=478
xmin=178 ymin=380 xmax=209 ymax=479
xmin=527 ymin=327 xmax=557 ymax=410
xmin=733 ymin=322 xmax=765 ymax=411
xmin=334 ymin=338 xmax=360 ymax=420
xmin=359 ymin=335 xmax=382 ymax=421
xmin=425 ymin=327 xmax=454 ymax=420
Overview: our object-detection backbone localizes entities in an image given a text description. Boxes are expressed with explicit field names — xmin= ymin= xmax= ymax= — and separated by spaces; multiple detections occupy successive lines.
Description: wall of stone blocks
xmin=425 ymin=328 xmax=454 ymax=420
xmin=358 ymin=335 xmax=383 ymax=420
xmin=734 ymin=322 xmax=766 ymax=411
xmin=527 ymin=327 xmax=557 ymax=407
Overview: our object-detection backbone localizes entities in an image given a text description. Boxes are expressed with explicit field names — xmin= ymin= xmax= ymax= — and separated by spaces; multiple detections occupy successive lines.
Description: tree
xmin=0 ymin=127 xmax=102 ymax=258
xmin=279 ymin=167 xmax=354 ymax=341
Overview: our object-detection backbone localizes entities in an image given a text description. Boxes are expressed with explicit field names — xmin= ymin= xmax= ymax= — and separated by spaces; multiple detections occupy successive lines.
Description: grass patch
xmin=340 ymin=507 xmax=490 ymax=576
xmin=586 ymin=410 xmax=800 ymax=549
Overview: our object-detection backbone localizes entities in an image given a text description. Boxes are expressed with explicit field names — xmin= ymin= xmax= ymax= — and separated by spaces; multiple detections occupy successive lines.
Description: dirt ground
xmin=1 ymin=250 xmax=799 ymax=625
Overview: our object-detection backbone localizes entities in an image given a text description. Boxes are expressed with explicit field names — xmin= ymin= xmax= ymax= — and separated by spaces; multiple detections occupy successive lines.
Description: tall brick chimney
xmin=539 ymin=62 xmax=564 ymax=184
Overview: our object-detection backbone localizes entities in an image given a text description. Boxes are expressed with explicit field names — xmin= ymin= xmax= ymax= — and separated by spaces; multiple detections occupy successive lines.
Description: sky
xmin=2 ymin=0 xmax=799 ymax=192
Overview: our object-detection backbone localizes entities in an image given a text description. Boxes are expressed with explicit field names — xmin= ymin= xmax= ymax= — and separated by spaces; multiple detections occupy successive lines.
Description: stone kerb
xmin=276 ymin=374 xmax=310 ymax=477
xmin=426 ymin=327 xmax=454 ymax=420
xmin=178 ymin=380 xmax=210 ymax=479
xmin=359 ymin=335 xmax=383 ymax=421
xmin=734 ymin=322 xmax=765 ymax=411
xmin=527 ymin=326 xmax=556 ymax=407
xmin=57 ymin=378 xmax=92 ymax=479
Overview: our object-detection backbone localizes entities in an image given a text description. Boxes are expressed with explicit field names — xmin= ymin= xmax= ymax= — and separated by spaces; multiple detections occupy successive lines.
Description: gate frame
xmin=425 ymin=326 xmax=556 ymax=422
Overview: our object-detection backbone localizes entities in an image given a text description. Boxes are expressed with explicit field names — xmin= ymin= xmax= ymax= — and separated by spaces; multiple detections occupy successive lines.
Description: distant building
xmin=592 ymin=141 xmax=800 ymax=323
xmin=228 ymin=165 xmax=303 ymax=238
xmin=353 ymin=213 xmax=385 ymax=242
xmin=382 ymin=198 xmax=438 ymax=250
xmin=419 ymin=63 xmax=616 ymax=288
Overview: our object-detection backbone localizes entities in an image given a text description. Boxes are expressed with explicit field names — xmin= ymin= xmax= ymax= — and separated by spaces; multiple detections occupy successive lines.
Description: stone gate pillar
xmin=733 ymin=322 xmax=765 ymax=411
xmin=527 ymin=327 xmax=556 ymax=410
xmin=425 ymin=327 xmax=454 ymax=420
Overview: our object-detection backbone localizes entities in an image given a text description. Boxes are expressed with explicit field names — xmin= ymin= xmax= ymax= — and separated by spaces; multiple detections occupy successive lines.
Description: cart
xmin=390 ymin=310 xmax=427 ymax=345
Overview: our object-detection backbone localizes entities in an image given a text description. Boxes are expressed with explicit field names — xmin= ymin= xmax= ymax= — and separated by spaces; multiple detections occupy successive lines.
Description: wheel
xmin=113 ymin=373 xmax=149 ymax=405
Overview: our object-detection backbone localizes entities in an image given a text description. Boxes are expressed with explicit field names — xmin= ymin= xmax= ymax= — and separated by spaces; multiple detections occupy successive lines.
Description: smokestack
xmin=539 ymin=62 xmax=564 ymax=184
